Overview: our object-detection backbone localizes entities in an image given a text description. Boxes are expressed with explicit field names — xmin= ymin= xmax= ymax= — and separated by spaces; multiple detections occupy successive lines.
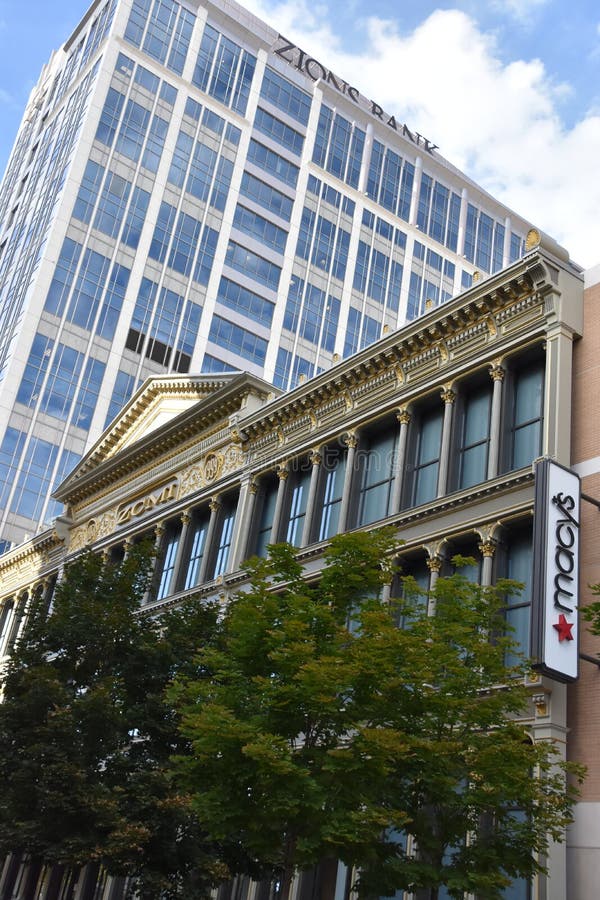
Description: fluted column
xmin=198 ymin=497 xmax=221 ymax=584
xmin=16 ymin=584 xmax=39 ymax=642
xmin=487 ymin=363 xmax=505 ymax=479
xmin=227 ymin=479 xmax=253 ymax=572
xmin=426 ymin=556 xmax=443 ymax=617
xmin=121 ymin=535 xmax=135 ymax=561
xmin=27 ymin=580 xmax=45 ymax=624
xmin=4 ymin=590 xmax=29 ymax=654
xmin=231 ymin=479 xmax=258 ymax=569
xmin=0 ymin=600 xmax=14 ymax=657
xmin=437 ymin=387 xmax=456 ymax=497
xmin=381 ymin=583 xmax=392 ymax=605
xmin=270 ymin=464 xmax=289 ymax=545
xmin=171 ymin=510 xmax=192 ymax=593
xmin=338 ymin=432 xmax=358 ymax=533
xmin=301 ymin=450 xmax=322 ymax=547
xmin=390 ymin=408 xmax=411 ymax=514
xmin=143 ymin=522 xmax=165 ymax=604
xmin=478 ymin=539 xmax=496 ymax=587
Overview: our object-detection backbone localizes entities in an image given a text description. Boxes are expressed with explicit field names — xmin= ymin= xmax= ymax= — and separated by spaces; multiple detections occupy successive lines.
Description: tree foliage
xmin=0 ymin=545 xmax=222 ymax=899
xmin=171 ymin=535 xmax=583 ymax=900
xmin=0 ymin=532 xmax=583 ymax=900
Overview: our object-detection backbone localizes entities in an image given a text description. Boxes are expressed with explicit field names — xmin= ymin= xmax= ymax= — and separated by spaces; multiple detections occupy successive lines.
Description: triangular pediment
xmin=54 ymin=372 xmax=276 ymax=507
xmin=89 ymin=374 xmax=240 ymax=465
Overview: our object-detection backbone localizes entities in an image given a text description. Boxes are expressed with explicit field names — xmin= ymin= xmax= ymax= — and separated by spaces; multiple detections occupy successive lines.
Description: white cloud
xmin=243 ymin=0 xmax=600 ymax=268
xmin=490 ymin=0 xmax=549 ymax=23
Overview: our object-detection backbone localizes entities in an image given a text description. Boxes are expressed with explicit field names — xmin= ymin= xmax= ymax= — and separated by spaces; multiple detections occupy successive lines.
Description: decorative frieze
xmin=70 ymin=510 xmax=118 ymax=552
xmin=179 ymin=445 xmax=245 ymax=499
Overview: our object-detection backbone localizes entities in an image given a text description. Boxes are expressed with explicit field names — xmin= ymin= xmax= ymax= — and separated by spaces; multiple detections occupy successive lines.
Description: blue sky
xmin=1 ymin=0 xmax=600 ymax=266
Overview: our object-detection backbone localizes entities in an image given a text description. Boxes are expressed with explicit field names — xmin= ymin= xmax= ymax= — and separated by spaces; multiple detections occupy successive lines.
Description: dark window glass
xmin=254 ymin=477 xmax=278 ymax=557
xmin=501 ymin=531 xmax=533 ymax=666
xmin=458 ymin=386 xmax=491 ymax=489
xmin=285 ymin=466 xmax=312 ymax=546
xmin=511 ymin=363 xmax=544 ymax=469
xmin=411 ymin=408 xmax=443 ymax=506
xmin=357 ymin=429 xmax=397 ymax=526
xmin=156 ymin=524 xmax=181 ymax=600
xmin=213 ymin=502 xmax=237 ymax=577
xmin=184 ymin=511 xmax=210 ymax=590
xmin=318 ymin=450 xmax=346 ymax=541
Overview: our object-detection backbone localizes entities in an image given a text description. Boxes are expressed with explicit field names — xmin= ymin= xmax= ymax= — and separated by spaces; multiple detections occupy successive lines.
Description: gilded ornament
xmin=203 ymin=452 xmax=223 ymax=483
xmin=525 ymin=227 xmax=541 ymax=251
xmin=478 ymin=540 xmax=496 ymax=559
xmin=427 ymin=556 xmax=443 ymax=574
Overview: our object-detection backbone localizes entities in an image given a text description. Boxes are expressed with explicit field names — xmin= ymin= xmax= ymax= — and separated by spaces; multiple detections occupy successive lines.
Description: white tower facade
xmin=0 ymin=0 xmax=533 ymax=547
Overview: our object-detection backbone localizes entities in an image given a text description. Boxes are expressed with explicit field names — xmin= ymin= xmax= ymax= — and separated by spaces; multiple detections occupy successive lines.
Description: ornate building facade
xmin=1 ymin=231 xmax=594 ymax=899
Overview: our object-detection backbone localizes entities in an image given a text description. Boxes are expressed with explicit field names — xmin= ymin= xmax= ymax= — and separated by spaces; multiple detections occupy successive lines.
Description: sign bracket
xmin=579 ymin=652 xmax=600 ymax=668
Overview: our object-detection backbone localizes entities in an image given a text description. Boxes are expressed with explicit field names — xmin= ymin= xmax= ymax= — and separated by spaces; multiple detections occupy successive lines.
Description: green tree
xmin=354 ymin=564 xmax=583 ymax=900
xmin=0 ymin=545 xmax=222 ymax=899
xmin=171 ymin=537 xmax=582 ymax=900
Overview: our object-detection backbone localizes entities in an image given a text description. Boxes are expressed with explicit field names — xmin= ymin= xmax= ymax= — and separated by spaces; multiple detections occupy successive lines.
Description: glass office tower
xmin=0 ymin=0 xmax=533 ymax=548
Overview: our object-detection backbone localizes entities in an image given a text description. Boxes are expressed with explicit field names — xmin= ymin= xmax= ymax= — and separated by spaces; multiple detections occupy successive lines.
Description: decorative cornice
xmin=241 ymin=260 xmax=553 ymax=448
xmin=0 ymin=531 xmax=62 ymax=592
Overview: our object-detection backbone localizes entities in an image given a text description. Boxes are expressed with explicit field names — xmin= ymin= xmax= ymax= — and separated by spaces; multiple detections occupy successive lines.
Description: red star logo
xmin=553 ymin=613 xmax=574 ymax=642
